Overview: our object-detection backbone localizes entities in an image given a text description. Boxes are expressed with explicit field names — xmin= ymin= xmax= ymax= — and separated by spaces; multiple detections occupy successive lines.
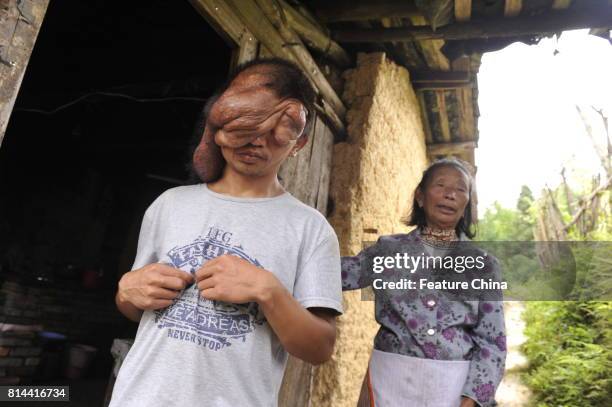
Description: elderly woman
xmin=342 ymin=158 xmax=506 ymax=407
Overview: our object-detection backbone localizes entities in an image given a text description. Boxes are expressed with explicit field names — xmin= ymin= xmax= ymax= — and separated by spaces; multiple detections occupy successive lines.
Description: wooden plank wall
xmin=257 ymin=30 xmax=336 ymax=407
xmin=0 ymin=0 xmax=50 ymax=146
xmin=279 ymin=114 xmax=334 ymax=216
xmin=276 ymin=98 xmax=335 ymax=407
xmin=228 ymin=15 xmax=335 ymax=407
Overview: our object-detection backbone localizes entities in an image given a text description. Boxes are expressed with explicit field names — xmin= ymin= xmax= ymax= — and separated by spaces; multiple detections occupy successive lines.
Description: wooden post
xmin=435 ymin=91 xmax=452 ymax=143
xmin=0 ymin=0 xmax=49 ymax=146
xmin=417 ymin=92 xmax=433 ymax=144
xmin=230 ymin=32 xmax=259 ymax=70
xmin=504 ymin=0 xmax=522 ymax=17
xmin=455 ymin=0 xmax=472 ymax=22
xmin=552 ymin=0 xmax=572 ymax=10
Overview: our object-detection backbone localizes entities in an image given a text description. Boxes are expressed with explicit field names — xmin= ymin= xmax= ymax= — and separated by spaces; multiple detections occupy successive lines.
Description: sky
xmin=475 ymin=29 xmax=612 ymax=214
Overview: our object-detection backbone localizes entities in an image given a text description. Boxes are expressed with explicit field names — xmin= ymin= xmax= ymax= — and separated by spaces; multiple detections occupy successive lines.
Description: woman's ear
xmin=415 ymin=188 xmax=424 ymax=208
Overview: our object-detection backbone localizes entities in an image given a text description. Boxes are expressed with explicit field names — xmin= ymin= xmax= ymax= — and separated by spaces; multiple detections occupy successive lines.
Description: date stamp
xmin=0 ymin=386 xmax=69 ymax=402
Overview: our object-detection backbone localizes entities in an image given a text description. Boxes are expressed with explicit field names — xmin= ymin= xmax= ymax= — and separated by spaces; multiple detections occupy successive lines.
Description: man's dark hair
xmin=404 ymin=158 xmax=476 ymax=239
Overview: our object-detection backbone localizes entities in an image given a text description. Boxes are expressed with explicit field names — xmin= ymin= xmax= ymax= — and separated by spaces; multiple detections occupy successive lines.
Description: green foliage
xmin=517 ymin=185 xmax=535 ymax=216
xmin=477 ymin=200 xmax=534 ymax=242
xmin=569 ymin=240 xmax=612 ymax=301
xmin=519 ymin=184 xmax=612 ymax=405
xmin=522 ymin=301 xmax=612 ymax=407
xmin=479 ymin=184 xmax=612 ymax=405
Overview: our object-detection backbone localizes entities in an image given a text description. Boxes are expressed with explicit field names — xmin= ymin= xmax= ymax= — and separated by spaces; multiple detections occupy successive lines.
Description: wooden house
xmin=0 ymin=1 xmax=610 ymax=405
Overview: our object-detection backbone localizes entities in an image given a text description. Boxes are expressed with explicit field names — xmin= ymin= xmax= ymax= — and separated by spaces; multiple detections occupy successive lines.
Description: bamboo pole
xmin=228 ymin=0 xmax=346 ymax=126
xmin=278 ymin=0 xmax=352 ymax=68
xmin=190 ymin=0 xmax=346 ymax=136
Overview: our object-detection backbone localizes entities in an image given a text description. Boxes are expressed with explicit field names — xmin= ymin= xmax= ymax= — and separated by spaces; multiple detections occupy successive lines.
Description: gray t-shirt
xmin=109 ymin=184 xmax=342 ymax=407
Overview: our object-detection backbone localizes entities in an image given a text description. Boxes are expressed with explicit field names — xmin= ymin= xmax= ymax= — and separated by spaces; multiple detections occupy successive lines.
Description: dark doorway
xmin=0 ymin=0 xmax=231 ymax=402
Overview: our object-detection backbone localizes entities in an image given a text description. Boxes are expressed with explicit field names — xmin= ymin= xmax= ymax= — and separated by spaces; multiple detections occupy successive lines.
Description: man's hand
xmin=194 ymin=254 xmax=336 ymax=365
xmin=195 ymin=254 xmax=277 ymax=304
xmin=118 ymin=263 xmax=194 ymax=313
xmin=460 ymin=396 xmax=477 ymax=407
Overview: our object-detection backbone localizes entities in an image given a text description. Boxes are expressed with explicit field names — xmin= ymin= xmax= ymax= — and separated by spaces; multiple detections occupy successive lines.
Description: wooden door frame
xmin=0 ymin=0 xmax=49 ymax=146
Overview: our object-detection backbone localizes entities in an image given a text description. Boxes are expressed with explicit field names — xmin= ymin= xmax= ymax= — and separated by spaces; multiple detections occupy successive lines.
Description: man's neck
xmin=207 ymin=168 xmax=285 ymax=198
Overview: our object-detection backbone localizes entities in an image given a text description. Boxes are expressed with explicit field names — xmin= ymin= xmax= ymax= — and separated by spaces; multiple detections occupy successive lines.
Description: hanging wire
xmin=15 ymin=91 xmax=208 ymax=116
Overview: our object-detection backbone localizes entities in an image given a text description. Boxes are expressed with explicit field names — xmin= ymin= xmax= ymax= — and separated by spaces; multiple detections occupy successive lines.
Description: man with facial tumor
xmin=109 ymin=58 xmax=342 ymax=407
xmin=193 ymin=64 xmax=310 ymax=182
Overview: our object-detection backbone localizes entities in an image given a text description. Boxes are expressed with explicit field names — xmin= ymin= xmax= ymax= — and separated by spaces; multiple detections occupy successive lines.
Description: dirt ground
xmin=496 ymin=301 xmax=532 ymax=407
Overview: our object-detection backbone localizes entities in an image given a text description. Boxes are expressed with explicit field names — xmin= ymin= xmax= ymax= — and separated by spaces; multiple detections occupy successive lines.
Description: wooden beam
xmin=233 ymin=0 xmax=346 ymax=118
xmin=278 ymin=0 xmax=352 ymax=68
xmin=236 ymin=33 xmax=259 ymax=64
xmin=0 ymin=0 xmax=49 ymax=146
xmin=408 ymin=15 xmax=450 ymax=70
xmin=412 ymin=71 xmax=470 ymax=82
xmin=455 ymin=0 xmax=472 ymax=22
xmin=414 ymin=81 xmax=472 ymax=90
xmin=412 ymin=71 xmax=472 ymax=90
xmin=414 ymin=0 xmax=454 ymax=30
xmin=427 ymin=141 xmax=476 ymax=156
xmin=435 ymin=91 xmax=452 ymax=143
xmin=332 ymin=6 xmax=612 ymax=42
xmin=436 ymin=111 xmax=452 ymax=144
xmin=504 ymin=0 xmax=522 ymax=17
xmin=311 ymin=0 xmax=420 ymax=22
xmin=552 ymin=0 xmax=572 ymax=10
xmin=230 ymin=32 xmax=259 ymax=72
xmin=456 ymin=88 xmax=476 ymax=141
xmin=191 ymin=0 xmax=346 ymax=136
xmin=417 ymin=92 xmax=433 ymax=144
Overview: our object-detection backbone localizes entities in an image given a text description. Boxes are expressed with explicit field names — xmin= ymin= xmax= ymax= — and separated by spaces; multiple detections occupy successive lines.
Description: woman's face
xmin=416 ymin=166 xmax=470 ymax=230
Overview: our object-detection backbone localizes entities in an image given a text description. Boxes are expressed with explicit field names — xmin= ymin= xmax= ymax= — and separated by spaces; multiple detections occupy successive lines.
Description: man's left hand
xmin=195 ymin=254 xmax=279 ymax=304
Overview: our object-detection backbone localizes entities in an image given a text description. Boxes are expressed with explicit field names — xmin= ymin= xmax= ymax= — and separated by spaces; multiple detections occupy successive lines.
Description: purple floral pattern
xmin=473 ymin=383 xmax=495 ymax=403
xmin=422 ymin=342 xmax=438 ymax=358
xmin=495 ymin=334 xmax=507 ymax=352
xmin=341 ymin=230 xmax=507 ymax=407
xmin=481 ymin=302 xmax=494 ymax=313
xmin=442 ymin=327 xmax=456 ymax=342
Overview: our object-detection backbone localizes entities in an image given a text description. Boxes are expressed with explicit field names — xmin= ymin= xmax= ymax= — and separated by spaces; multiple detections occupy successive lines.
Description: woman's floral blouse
xmin=342 ymin=229 xmax=507 ymax=407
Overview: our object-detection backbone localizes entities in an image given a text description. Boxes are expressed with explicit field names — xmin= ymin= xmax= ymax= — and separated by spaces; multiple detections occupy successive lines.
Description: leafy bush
xmin=522 ymin=301 xmax=612 ymax=406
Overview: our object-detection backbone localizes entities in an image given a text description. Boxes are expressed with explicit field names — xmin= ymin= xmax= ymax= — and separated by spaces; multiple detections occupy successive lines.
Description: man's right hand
xmin=117 ymin=263 xmax=194 ymax=311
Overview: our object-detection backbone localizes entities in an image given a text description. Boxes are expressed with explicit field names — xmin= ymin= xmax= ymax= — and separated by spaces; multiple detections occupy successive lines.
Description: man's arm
xmin=115 ymin=288 xmax=144 ymax=322
xmin=116 ymin=263 xmax=194 ymax=322
xmin=259 ymin=290 xmax=336 ymax=365
xmin=195 ymin=255 xmax=337 ymax=365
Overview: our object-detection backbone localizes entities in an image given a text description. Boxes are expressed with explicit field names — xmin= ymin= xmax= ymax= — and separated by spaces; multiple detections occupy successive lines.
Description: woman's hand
xmin=460 ymin=396 xmax=477 ymax=407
